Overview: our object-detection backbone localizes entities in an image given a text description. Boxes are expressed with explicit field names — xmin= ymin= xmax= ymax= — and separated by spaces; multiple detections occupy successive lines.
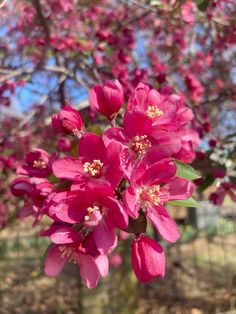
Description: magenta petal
xmin=146 ymin=204 xmax=180 ymax=243
xmin=46 ymin=191 xmax=87 ymax=223
xmin=94 ymin=255 xmax=109 ymax=277
xmin=103 ymin=80 xmax=124 ymax=114
xmin=105 ymin=141 xmax=123 ymax=188
xmin=90 ymin=84 xmax=109 ymax=116
xmin=124 ymin=187 xmax=140 ymax=219
xmin=120 ymin=147 xmax=137 ymax=179
xmin=52 ymin=157 xmax=84 ymax=180
xmin=49 ymin=226 xmax=83 ymax=244
xmin=123 ymin=110 xmax=152 ymax=138
xmin=161 ymin=177 xmax=195 ymax=202
xmin=79 ymin=132 xmax=106 ymax=161
xmin=93 ymin=223 xmax=117 ymax=254
xmin=19 ymin=203 xmax=34 ymax=219
xmin=131 ymin=239 xmax=153 ymax=283
xmin=131 ymin=235 xmax=165 ymax=282
xmin=146 ymin=133 xmax=181 ymax=162
xmin=44 ymin=246 xmax=67 ymax=277
xmin=104 ymin=196 xmax=128 ymax=229
xmin=128 ymin=82 xmax=150 ymax=110
xmin=89 ymin=84 xmax=103 ymax=112
xmin=103 ymin=127 xmax=127 ymax=147
xmin=139 ymin=236 xmax=165 ymax=278
xmin=11 ymin=177 xmax=34 ymax=197
xmin=77 ymin=253 xmax=99 ymax=289
xmin=135 ymin=159 xmax=176 ymax=187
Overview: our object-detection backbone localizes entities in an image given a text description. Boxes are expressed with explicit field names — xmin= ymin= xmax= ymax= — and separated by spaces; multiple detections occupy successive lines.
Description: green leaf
xmin=175 ymin=160 xmax=201 ymax=180
xmin=47 ymin=174 xmax=60 ymax=184
xmin=167 ymin=197 xmax=199 ymax=208
xmin=195 ymin=0 xmax=210 ymax=12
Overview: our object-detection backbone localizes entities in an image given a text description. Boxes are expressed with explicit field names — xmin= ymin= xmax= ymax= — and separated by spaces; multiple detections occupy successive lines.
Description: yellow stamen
xmin=131 ymin=135 xmax=151 ymax=154
xmin=146 ymin=106 xmax=163 ymax=120
xmin=146 ymin=185 xmax=161 ymax=205
xmin=33 ymin=159 xmax=47 ymax=169
xmin=83 ymin=160 xmax=103 ymax=177
xmin=84 ymin=205 xmax=100 ymax=221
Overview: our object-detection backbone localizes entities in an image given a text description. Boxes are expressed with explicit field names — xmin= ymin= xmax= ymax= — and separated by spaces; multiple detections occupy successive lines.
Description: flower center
xmin=59 ymin=245 xmax=77 ymax=262
xmin=83 ymin=160 xmax=103 ymax=177
xmin=84 ymin=205 xmax=100 ymax=221
xmin=146 ymin=106 xmax=163 ymax=120
xmin=33 ymin=159 xmax=47 ymax=169
xmin=131 ymin=135 xmax=151 ymax=154
xmin=142 ymin=185 xmax=161 ymax=205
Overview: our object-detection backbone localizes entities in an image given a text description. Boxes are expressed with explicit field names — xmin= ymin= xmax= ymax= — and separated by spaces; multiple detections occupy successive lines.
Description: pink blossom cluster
xmin=11 ymin=80 xmax=198 ymax=288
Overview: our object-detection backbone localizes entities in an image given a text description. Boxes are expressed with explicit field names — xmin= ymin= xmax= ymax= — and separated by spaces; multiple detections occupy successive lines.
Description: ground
xmin=0 ymin=219 xmax=236 ymax=314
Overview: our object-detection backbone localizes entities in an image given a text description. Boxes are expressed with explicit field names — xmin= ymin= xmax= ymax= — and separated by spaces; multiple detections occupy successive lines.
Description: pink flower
xmin=57 ymin=137 xmax=71 ymax=152
xmin=52 ymin=103 xmax=84 ymax=135
xmin=11 ymin=177 xmax=35 ymax=197
xmin=124 ymin=159 xmax=194 ymax=242
xmin=17 ymin=149 xmax=56 ymax=178
xmin=44 ymin=181 xmax=128 ymax=254
xmin=213 ymin=168 xmax=226 ymax=178
xmin=42 ymin=225 xmax=109 ymax=289
xmin=127 ymin=83 xmax=194 ymax=129
xmin=131 ymin=235 xmax=165 ymax=282
xmin=104 ymin=109 xmax=181 ymax=177
xmin=11 ymin=177 xmax=53 ymax=225
xmin=209 ymin=138 xmax=217 ymax=147
xmin=173 ymin=128 xmax=200 ymax=163
xmin=185 ymin=74 xmax=204 ymax=102
xmin=181 ymin=2 xmax=195 ymax=24
xmin=89 ymin=80 xmax=124 ymax=120
xmin=210 ymin=182 xmax=236 ymax=205
xmin=53 ymin=132 xmax=123 ymax=189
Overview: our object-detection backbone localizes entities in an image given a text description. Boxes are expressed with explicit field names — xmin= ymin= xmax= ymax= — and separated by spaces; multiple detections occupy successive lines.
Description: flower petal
xmin=135 ymin=159 xmax=176 ymax=187
xmin=49 ymin=226 xmax=83 ymax=244
xmin=161 ymin=177 xmax=195 ymax=202
xmin=124 ymin=187 xmax=140 ymax=219
xmin=123 ymin=110 xmax=152 ymax=138
xmin=94 ymin=254 xmax=109 ymax=277
xmin=79 ymin=132 xmax=107 ymax=162
xmin=77 ymin=254 xmax=99 ymax=289
xmin=44 ymin=245 xmax=67 ymax=277
xmin=146 ymin=204 xmax=180 ymax=243
xmin=93 ymin=223 xmax=117 ymax=254
xmin=52 ymin=157 xmax=84 ymax=180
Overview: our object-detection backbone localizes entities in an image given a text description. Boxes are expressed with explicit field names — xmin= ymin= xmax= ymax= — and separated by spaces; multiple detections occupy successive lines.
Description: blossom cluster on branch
xmin=11 ymin=80 xmax=199 ymax=288
xmin=1 ymin=0 xmax=236 ymax=218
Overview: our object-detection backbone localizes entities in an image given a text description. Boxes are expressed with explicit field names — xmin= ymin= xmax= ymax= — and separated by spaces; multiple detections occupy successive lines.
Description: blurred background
xmin=0 ymin=0 xmax=236 ymax=313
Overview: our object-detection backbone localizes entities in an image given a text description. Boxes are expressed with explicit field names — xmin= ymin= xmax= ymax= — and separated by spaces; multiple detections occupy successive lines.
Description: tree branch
xmin=32 ymin=0 xmax=50 ymax=42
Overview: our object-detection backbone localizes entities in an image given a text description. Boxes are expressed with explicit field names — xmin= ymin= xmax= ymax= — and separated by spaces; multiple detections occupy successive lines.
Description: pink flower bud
xmin=52 ymin=103 xmax=84 ymax=135
xmin=11 ymin=177 xmax=34 ymax=197
xmin=131 ymin=235 xmax=165 ymax=282
xmin=209 ymin=138 xmax=217 ymax=147
xmin=213 ymin=168 xmax=225 ymax=178
xmin=196 ymin=151 xmax=205 ymax=160
xmin=89 ymin=80 xmax=124 ymax=120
